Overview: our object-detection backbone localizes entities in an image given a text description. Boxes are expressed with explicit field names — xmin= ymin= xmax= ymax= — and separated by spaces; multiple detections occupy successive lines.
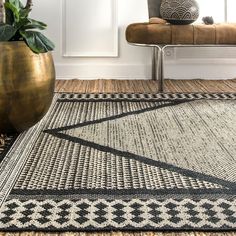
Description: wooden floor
xmin=1 ymin=79 xmax=236 ymax=236
xmin=55 ymin=79 xmax=236 ymax=93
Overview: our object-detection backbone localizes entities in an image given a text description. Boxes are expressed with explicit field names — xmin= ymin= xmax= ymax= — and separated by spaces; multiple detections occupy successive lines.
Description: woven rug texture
xmin=0 ymin=92 xmax=236 ymax=232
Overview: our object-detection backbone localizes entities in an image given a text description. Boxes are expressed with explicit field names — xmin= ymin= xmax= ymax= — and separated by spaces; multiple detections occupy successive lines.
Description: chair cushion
xmin=126 ymin=23 xmax=236 ymax=45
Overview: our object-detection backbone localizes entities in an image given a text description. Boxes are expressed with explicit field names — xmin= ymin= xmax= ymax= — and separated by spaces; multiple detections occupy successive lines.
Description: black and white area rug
xmin=0 ymin=92 xmax=236 ymax=232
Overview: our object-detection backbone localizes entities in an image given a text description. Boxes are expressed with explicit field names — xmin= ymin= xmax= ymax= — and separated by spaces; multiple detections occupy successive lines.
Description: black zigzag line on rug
xmin=44 ymin=100 xmax=185 ymax=133
xmin=43 ymin=101 xmax=236 ymax=192
xmin=44 ymin=131 xmax=236 ymax=192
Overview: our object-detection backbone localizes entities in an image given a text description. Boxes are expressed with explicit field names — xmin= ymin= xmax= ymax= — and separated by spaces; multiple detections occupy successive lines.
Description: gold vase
xmin=0 ymin=41 xmax=55 ymax=133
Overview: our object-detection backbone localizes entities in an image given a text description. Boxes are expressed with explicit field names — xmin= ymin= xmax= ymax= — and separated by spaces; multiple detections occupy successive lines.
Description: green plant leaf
xmin=22 ymin=24 xmax=45 ymax=30
xmin=20 ymin=30 xmax=55 ymax=53
xmin=5 ymin=0 xmax=24 ymax=24
xmin=6 ymin=0 xmax=24 ymax=11
xmin=22 ymin=18 xmax=47 ymax=30
xmin=19 ymin=8 xmax=31 ymax=18
xmin=14 ymin=17 xmax=30 ymax=29
xmin=4 ymin=2 xmax=20 ymax=22
xmin=29 ymin=19 xmax=47 ymax=28
xmin=2 ymin=0 xmax=55 ymax=53
xmin=15 ymin=18 xmax=46 ymax=31
xmin=0 ymin=24 xmax=17 ymax=41
xmin=5 ymin=5 xmax=14 ymax=25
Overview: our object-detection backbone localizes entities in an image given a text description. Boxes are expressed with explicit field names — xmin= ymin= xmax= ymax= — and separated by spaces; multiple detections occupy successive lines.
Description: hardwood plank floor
xmin=1 ymin=79 xmax=236 ymax=236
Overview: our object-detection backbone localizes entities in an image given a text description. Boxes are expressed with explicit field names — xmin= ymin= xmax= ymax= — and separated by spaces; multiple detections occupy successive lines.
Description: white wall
xmin=32 ymin=0 xmax=236 ymax=80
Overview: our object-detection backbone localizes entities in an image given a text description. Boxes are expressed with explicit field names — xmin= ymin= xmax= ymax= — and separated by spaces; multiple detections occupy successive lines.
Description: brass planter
xmin=0 ymin=41 xmax=55 ymax=133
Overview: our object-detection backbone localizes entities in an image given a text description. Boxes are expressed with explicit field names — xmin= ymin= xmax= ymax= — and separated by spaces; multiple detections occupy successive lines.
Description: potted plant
xmin=0 ymin=0 xmax=55 ymax=133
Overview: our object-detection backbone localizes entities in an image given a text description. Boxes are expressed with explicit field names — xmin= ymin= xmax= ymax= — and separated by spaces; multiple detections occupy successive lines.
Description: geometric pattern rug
xmin=0 ymin=92 xmax=236 ymax=232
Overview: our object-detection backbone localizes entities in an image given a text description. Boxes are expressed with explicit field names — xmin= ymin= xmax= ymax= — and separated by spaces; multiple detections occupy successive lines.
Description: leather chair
xmin=126 ymin=0 xmax=236 ymax=92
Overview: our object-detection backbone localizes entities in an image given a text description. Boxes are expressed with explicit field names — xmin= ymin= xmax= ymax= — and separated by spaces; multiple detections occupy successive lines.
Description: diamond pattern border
xmin=0 ymin=198 xmax=236 ymax=231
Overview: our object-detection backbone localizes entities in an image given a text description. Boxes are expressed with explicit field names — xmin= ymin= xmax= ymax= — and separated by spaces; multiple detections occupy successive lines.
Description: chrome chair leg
xmin=159 ymin=46 xmax=164 ymax=92
xmin=129 ymin=43 xmax=165 ymax=92
xmin=152 ymin=46 xmax=164 ymax=92
xmin=129 ymin=42 xmax=236 ymax=93
xmin=152 ymin=47 xmax=157 ymax=81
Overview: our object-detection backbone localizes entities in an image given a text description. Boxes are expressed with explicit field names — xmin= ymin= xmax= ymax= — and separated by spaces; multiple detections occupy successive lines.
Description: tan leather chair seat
xmin=126 ymin=23 xmax=236 ymax=45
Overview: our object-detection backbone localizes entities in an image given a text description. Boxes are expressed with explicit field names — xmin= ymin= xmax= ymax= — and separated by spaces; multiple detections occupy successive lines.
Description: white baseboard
xmin=55 ymin=62 xmax=236 ymax=80
xmin=55 ymin=64 xmax=151 ymax=80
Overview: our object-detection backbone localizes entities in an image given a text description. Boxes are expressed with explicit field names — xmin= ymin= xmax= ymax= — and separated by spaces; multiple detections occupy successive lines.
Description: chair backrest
xmin=147 ymin=0 xmax=162 ymax=18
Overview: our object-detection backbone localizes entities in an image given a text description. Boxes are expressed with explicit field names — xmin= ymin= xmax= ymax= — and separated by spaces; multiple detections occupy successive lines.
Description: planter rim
xmin=0 ymin=41 xmax=27 ymax=45
xmin=0 ymin=41 xmax=53 ymax=54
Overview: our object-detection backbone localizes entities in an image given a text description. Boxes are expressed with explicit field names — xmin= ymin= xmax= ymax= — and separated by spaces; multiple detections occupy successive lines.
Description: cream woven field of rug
xmin=0 ymin=92 xmax=236 ymax=232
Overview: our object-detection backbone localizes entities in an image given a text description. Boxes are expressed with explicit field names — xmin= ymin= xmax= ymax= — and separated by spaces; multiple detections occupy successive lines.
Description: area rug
xmin=0 ymin=92 xmax=236 ymax=232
